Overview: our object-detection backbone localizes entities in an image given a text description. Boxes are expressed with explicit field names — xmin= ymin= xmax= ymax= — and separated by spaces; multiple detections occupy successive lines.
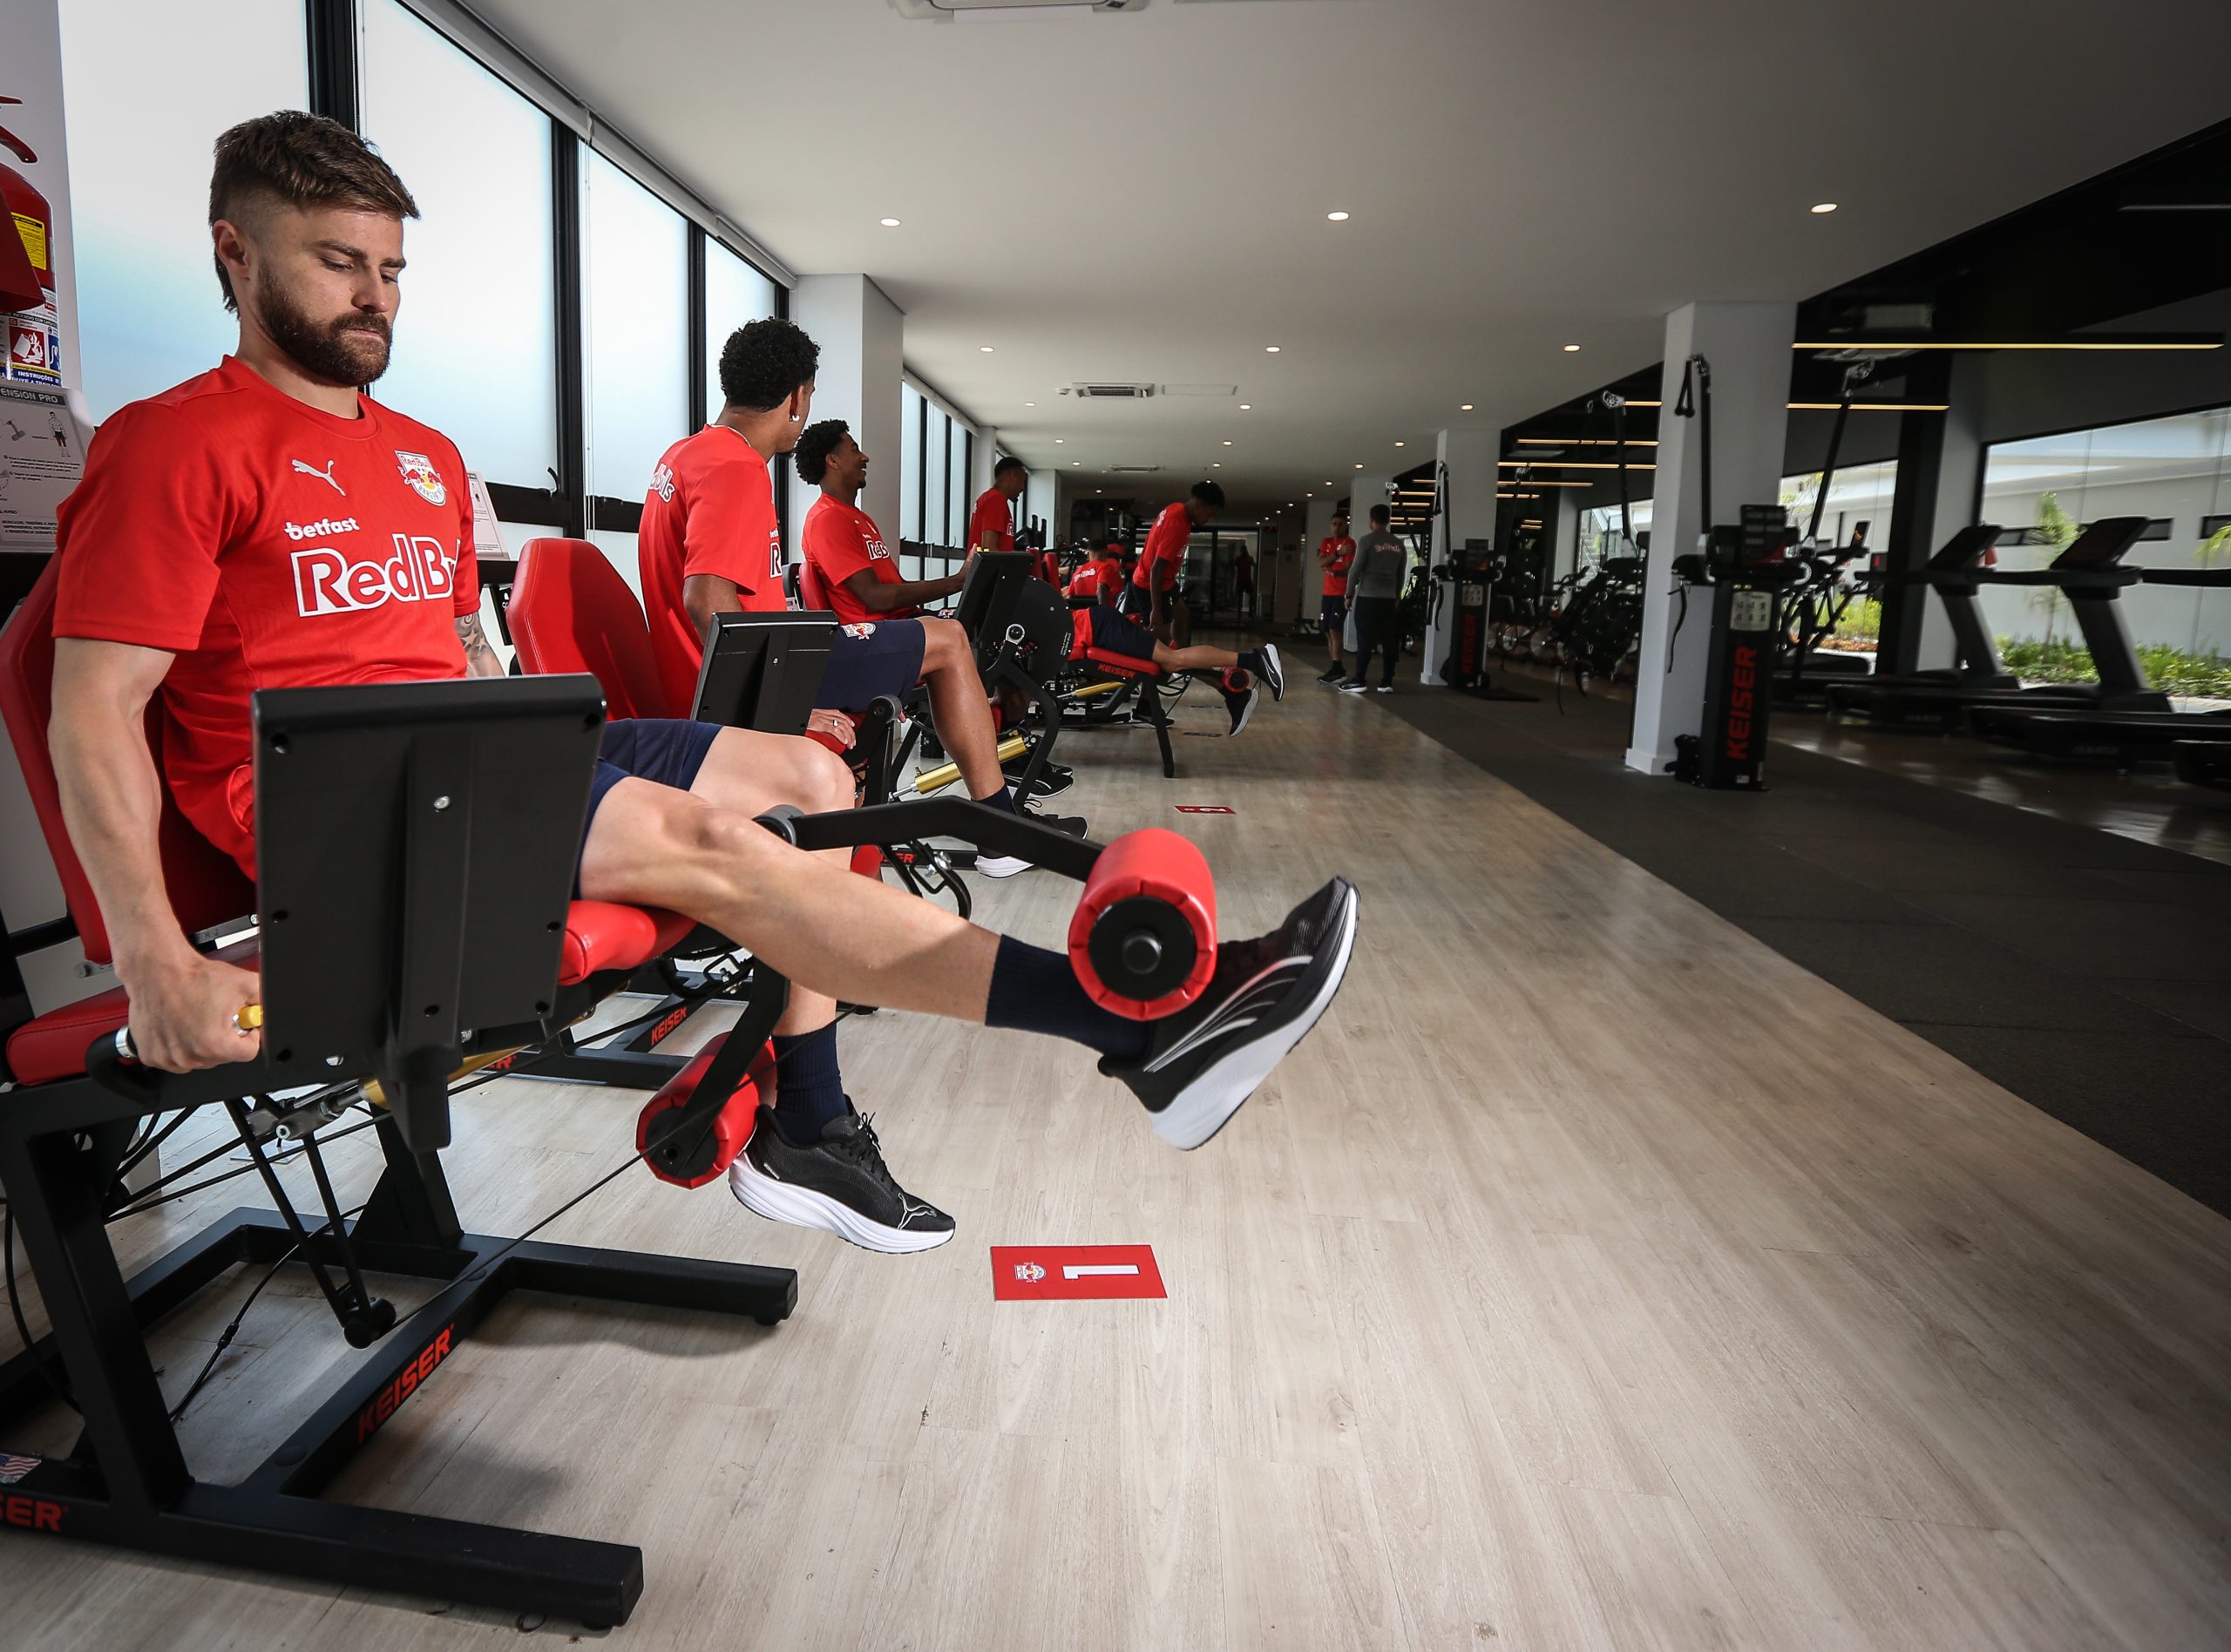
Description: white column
xmin=1624 ymin=301 xmax=1796 ymax=775
xmin=787 ymin=274 xmax=904 ymax=560
xmin=1422 ymin=428 xmax=1497 ymax=685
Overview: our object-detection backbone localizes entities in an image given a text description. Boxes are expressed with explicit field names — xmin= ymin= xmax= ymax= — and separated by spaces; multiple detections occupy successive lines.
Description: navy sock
xmin=770 ymin=1022 xmax=848 ymax=1145
xmin=974 ymin=782 xmax=1019 ymax=814
xmin=984 ymin=936 xmax=1151 ymax=1063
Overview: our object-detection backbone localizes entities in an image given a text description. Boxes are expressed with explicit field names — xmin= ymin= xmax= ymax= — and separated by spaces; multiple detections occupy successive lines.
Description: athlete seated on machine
xmin=641 ymin=320 xmax=1075 ymax=877
xmin=1067 ymin=542 xmax=1124 ymax=605
xmin=45 ymin=113 xmax=1358 ymax=1261
xmin=795 ymin=418 xmax=968 ymax=624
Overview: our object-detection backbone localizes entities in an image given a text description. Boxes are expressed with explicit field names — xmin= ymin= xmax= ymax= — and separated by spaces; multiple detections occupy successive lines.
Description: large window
xmin=59 ymin=0 xmax=308 ymax=419
xmin=581 ymin=151 xmax=688 ymax=507
xmin=703 ymin=237 xmax=776 ymax=414
xmin=900 ymin=382 xmax=924 ymax=542
xmin=1981 ymin=406 xmax=2231 ymax=673
xmin=1781 ymin=459 xmax=1897 ymax=552
xmin=56 ymin=0 xmax=785 ymax=586
xmin=949 ymin=423 xmax=973 ymax=545
xmin=361 ymin=0 xmax=556 ymax=491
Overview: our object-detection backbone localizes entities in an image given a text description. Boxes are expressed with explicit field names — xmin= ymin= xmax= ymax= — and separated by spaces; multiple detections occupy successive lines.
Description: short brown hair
xmin=209 ymin=112 xmax=418 ymax=311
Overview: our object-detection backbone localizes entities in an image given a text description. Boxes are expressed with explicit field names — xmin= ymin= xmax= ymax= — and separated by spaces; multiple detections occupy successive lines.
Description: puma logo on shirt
xmin=292 ymin=457 xmax=345 ymax=495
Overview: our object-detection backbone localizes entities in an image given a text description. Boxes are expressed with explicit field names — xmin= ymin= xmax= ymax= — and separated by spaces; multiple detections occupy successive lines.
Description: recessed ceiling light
xmin=1810 ymin=201 xmax=1839 ymax=214
xmin=1024 ymin=401 xmax=1035 ymax=407
xmin=1563 ymin=343 xmax=1581 ymax=353
xmin=1054 ymin=438 xmax=1063 ymax=443
xmin=1265 ymin=345 xmax=1281 ymax=353
xmin=1354 ymin=463 xmax=1364 ymax=469
xmin=1222 ymin=440 xmax=1233 ymax=446
xmin=1461 ymin=403 xmax=1474 ymax=411
xmin=1212 ymin=462 xmax=1222 ymax=468
xmin=980 ymin=346 xmax=994 ymax=353
xmin=1394 ymin=440 xmax=1405 ymax=447
xmin=879 ymin=217 xmax=900 ymax=227
xmin=1326 ymin=211 xmax=1350 ymax=222
xmin=1071 ymin=461 xmax=1080 ymax=466
xmin=1238 ymin=403 xmax=1252 ymax=410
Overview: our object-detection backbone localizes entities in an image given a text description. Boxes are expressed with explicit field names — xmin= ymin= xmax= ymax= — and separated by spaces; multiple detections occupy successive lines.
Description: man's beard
xmin=256 ymin=281 xmax=391 ymax=388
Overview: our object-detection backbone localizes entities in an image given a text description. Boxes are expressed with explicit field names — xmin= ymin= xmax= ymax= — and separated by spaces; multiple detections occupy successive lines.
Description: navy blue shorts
xmin=1083 ymin=606 xmax=1157 ymax=667
xmin=815 ymin=619 xmax=927 ymax=713
xmin=585 ymin=715 xmax=720 ymax=833
xmin=1319 ymin=593 xmax=1347 ymax=633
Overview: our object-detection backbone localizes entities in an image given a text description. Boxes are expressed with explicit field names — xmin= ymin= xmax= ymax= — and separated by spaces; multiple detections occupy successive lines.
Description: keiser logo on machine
xmin=293 ymin=533 xmax=457 ymax=618
xmin=1725 ymin=642 xmax=1760 ymax=761
xmin=355 ymin=1324 xmax=456 ymax=1445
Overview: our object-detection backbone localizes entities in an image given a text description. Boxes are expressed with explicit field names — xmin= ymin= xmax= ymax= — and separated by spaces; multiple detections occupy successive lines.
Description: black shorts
xmin=815 ymin=619 xmax=927 ymax=713
xmin=582 ymin=716 xmax=722 ymax=885
xmin=1082 ymin=606 xmax=1157 ymax=667
xmin=1319 ymin=593 xmax=1348 ymax=633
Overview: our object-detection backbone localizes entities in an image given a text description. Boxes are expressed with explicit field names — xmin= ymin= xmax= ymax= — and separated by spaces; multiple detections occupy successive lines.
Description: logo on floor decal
xmin=991 ymin=1244 xmax=1166 ymax=1302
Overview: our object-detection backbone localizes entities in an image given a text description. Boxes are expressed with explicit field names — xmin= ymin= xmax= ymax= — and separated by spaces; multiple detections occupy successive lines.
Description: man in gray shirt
xmin=1339 ymin=504 xmax=1408 ymax=692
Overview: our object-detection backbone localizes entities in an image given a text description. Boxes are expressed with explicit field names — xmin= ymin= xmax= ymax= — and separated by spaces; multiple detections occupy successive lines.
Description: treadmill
xmin=1824 ymin=524 xmax=2010 ymax=722
xmin=1832 ymin=517 xmax=2161 ymax=727
xmin=1968 ymin=564 xmax=2231 ymax=762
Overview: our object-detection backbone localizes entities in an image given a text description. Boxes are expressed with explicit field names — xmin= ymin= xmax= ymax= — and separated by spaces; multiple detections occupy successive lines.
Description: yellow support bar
xmin=915 ymin=733 xmax=1030 ymax=796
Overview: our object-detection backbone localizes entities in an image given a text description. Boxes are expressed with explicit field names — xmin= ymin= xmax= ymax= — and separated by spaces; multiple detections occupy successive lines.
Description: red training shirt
xmin=1068 ymin=555 xmax=1121 ymax=599
xmin=968 ymin=485 xmax=1014 ymax=552
xmin=802 ymin=493 xmax=909 ymax=626
xmin=638 ymin=425 xmax=786 ymax=717
xmin=1132 ymin=501 xmax=1193 ymax=592
xmin=52 ymin=356 xmax=478 ymax=877
xmin=1319 ymin=534 xmax=1356 ymax=597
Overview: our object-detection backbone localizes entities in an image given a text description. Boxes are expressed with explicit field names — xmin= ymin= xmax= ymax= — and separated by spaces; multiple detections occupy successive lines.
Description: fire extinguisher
xmin=1 ymin=94 xmax=63 ymax=388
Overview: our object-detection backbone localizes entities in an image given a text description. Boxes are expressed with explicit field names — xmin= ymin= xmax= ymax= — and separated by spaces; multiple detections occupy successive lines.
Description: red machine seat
xmin=5 ymin=902 xmax=695 ymax=1086
xmin=797 ymin=555 xmax=834 ymax=613
xmin=511 ymin=538 xmax=677 ymax=719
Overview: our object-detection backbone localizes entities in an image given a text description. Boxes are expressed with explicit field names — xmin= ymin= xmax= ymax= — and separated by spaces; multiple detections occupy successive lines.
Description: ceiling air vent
xmin=1068 ymin=382 xmax=1156 ymax=399
xmin=1111 ymin=465 xmax=1163 ymax=473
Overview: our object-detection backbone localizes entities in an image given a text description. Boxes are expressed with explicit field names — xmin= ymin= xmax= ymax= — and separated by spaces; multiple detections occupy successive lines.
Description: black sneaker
xmin=1255 ymin=644 xmax=1285 ymax=702
xmin=1338 ymin=679 xmax=1368 ymax=695
xmin=1223 ymin=680 xmax=1262 ymax=736
xmin=1316 ymin=663 xmax=1346 ymax=685
xmin=1099 ymin=878 xmax=1359 ymax=1149
xmin=1026 ymin=769 xmax=1074 ymax=799
xmin=977 ymin=809 xmax=1088 ymax=877
xmin=728 ymin=1107 xmax=956 ymax=1253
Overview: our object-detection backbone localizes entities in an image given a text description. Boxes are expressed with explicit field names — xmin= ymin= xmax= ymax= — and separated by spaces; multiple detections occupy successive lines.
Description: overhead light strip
xmin=1499 ymin=460 xmax=1658 ymax=471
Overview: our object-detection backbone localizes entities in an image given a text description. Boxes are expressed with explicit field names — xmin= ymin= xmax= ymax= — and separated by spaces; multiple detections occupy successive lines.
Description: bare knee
xmin=923 ymin=617 xmax=966 ymax=671
xmin=798 ymin=739 xmax=855 ymax=813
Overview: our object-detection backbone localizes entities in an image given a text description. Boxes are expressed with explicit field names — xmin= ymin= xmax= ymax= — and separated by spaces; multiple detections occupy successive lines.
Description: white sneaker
xmin=974 ymin=853 xmax=1031 ymax=878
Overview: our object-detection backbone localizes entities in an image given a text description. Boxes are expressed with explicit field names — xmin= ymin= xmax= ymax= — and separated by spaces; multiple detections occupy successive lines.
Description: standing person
xmin=1316 ymin=509 xmax=1356 ymax=683
xmin=1122 ymin=480 xmax=1222 ymax=647
xmin=1339 ymin=504 xmax=1407 ymax=694
xmin=970 ymin=455 xmax=1025 ymax=554
xmin=1231 ymin=544 xmax=1257 ymax=619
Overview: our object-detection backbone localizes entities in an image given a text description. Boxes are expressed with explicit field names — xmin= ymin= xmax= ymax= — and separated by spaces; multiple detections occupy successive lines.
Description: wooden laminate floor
xmin=7 ymin=677 xmax=2230 ymax=1649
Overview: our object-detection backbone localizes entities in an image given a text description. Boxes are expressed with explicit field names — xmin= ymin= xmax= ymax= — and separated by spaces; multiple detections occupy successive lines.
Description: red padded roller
xmin=636 ymin=1033 xmax=774 ymax=1188
xmin=1068 ymin=829 xmax=1218 ymax=1019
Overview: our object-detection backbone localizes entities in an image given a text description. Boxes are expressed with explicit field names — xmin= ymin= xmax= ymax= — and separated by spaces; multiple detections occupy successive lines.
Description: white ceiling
xmin=471 ymin=0 xmax=2231 ymax=522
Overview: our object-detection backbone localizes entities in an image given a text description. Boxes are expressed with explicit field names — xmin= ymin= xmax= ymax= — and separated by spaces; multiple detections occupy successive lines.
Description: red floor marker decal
xmin=991 ymin=1244 xmax=1166 ymax=1301
xmin=1174 ymin=804 xmax=1235 ymax=815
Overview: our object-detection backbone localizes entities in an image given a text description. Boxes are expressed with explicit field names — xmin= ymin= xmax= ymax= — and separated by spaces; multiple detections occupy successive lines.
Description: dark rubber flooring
xmin=1369 ymin=672 xmax=2231 ymax=1217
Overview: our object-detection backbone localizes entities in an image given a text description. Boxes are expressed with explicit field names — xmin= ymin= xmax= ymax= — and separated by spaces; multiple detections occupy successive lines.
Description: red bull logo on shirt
xmin=394 ymin=450 xmax=448 ymax=506
xmin=292 ymin=533 xmax=457 ymax=617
